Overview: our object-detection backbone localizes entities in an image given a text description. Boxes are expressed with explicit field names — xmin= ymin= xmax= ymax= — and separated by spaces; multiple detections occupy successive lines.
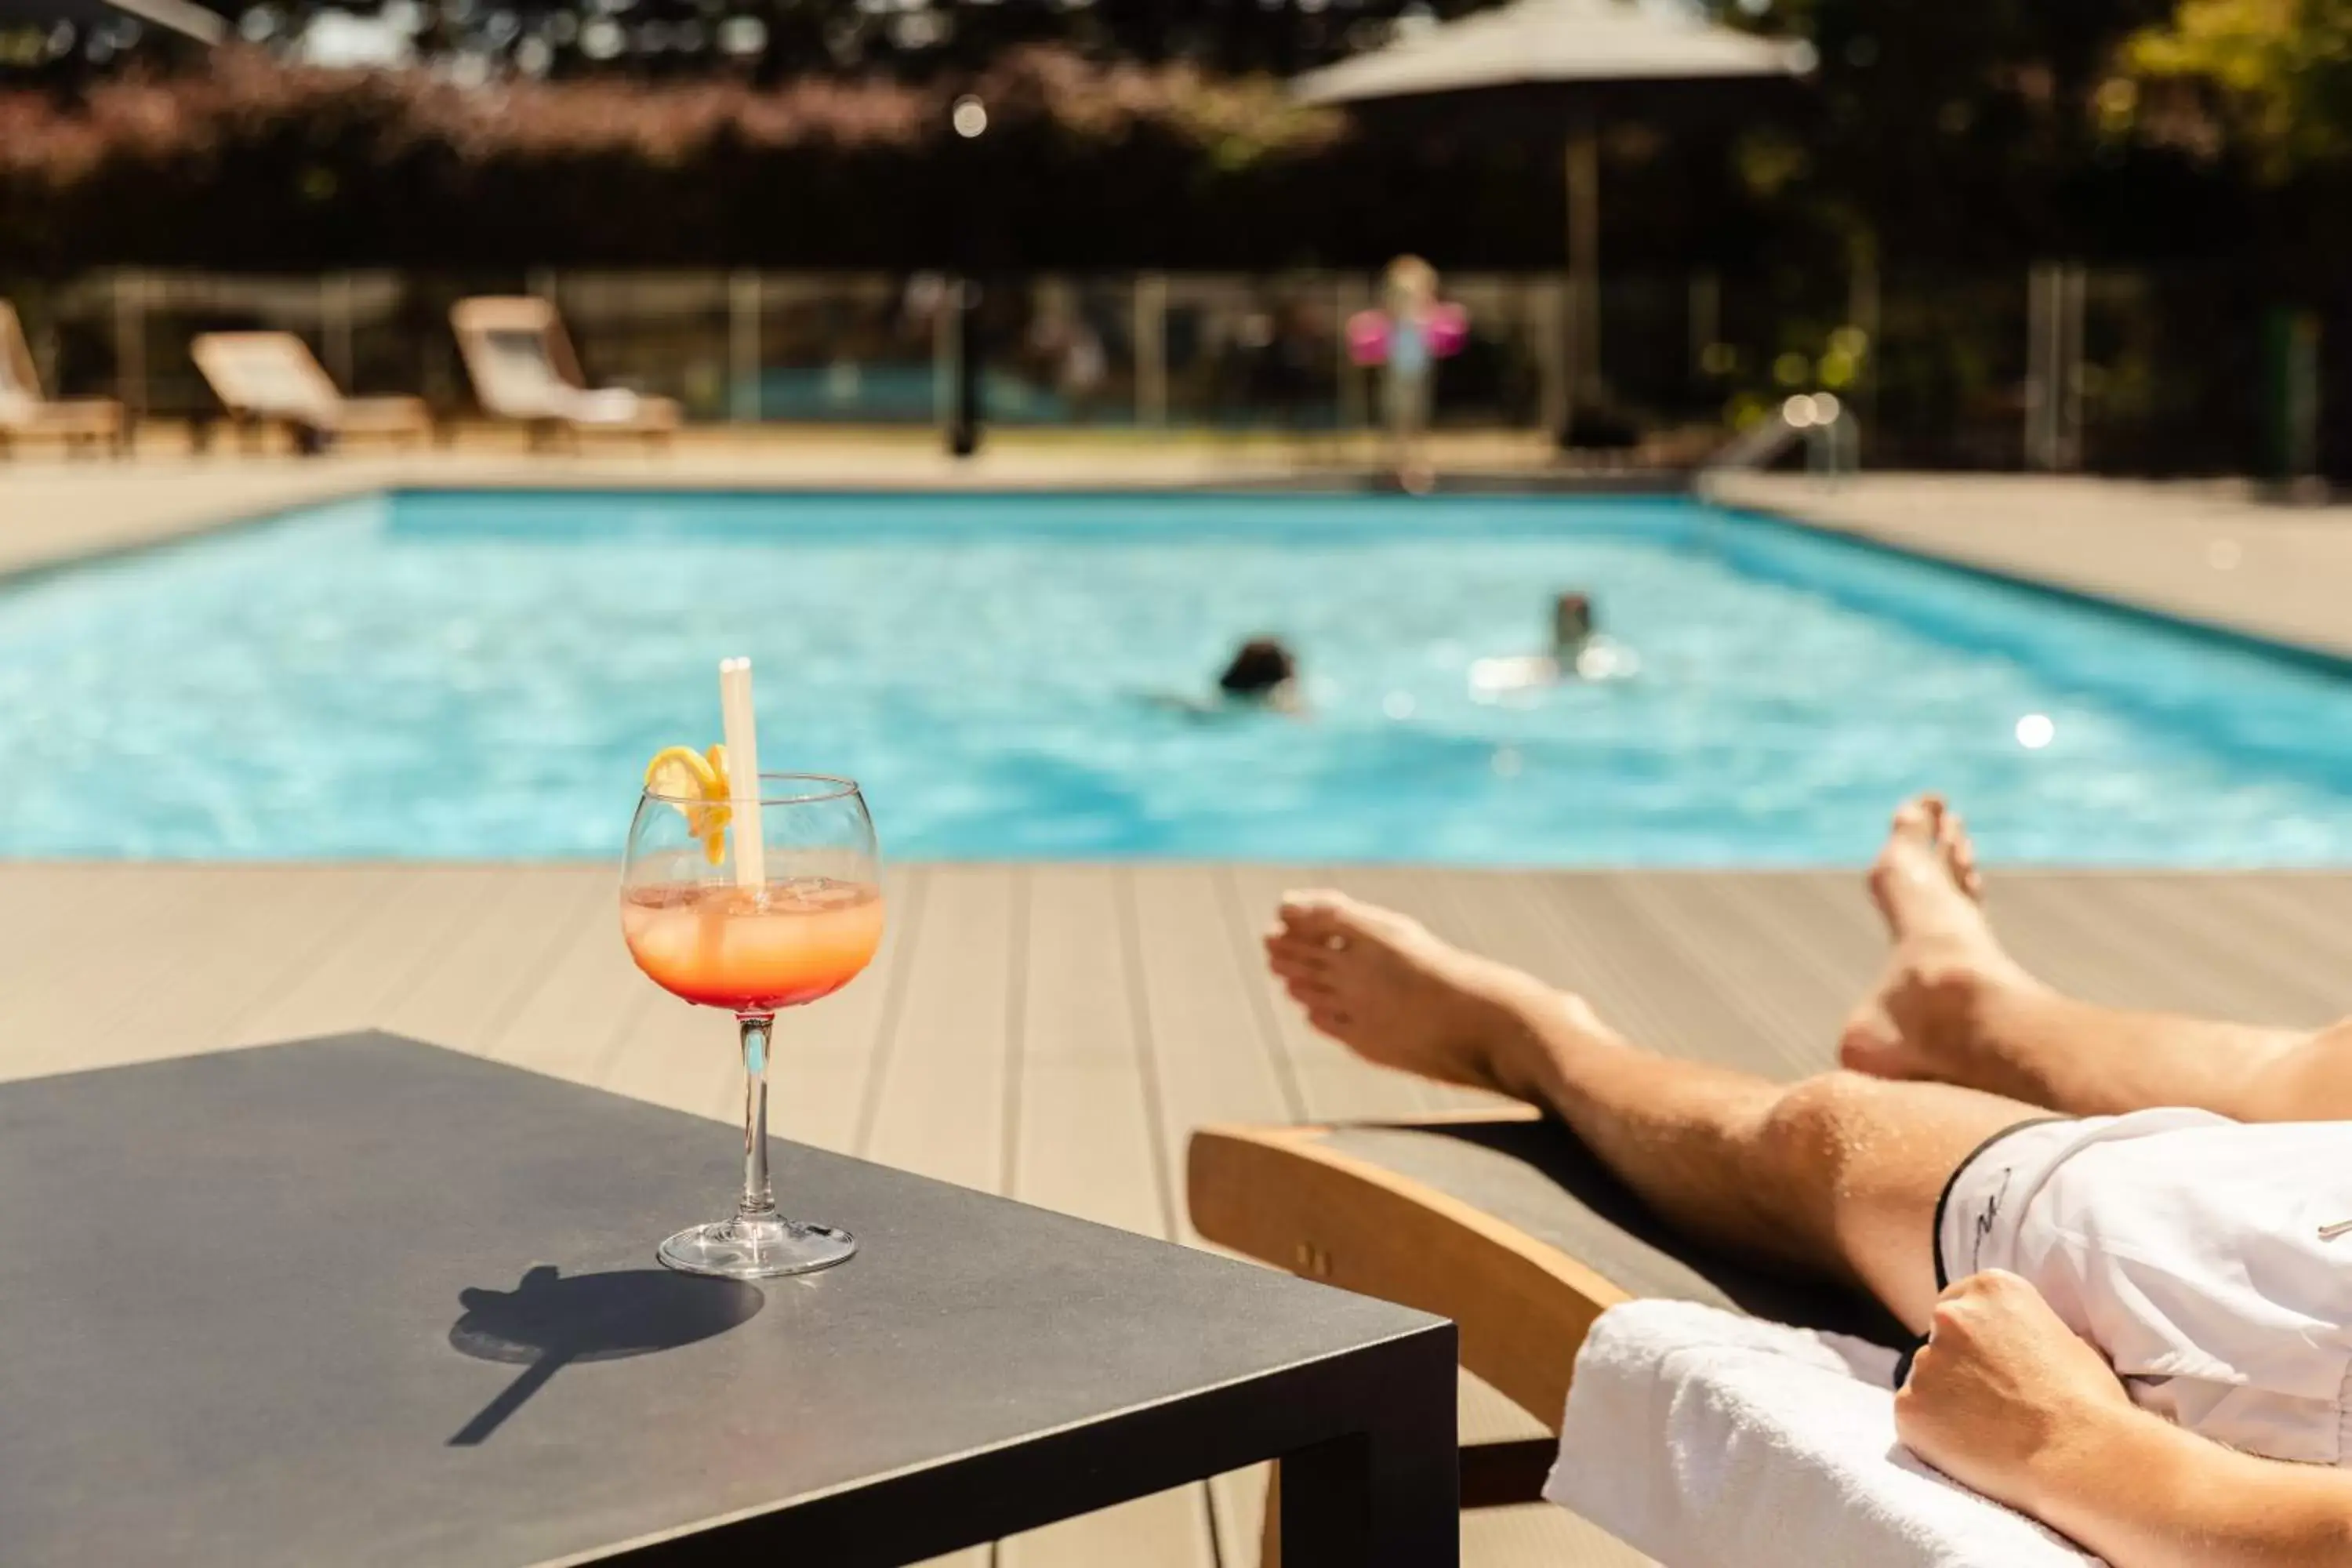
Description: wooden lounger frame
xmin=1192 ymin=1108 xmax=1624 ymax=1435
xmin=0 ymin=302 xmax=128 ymax=458
xmin=1191 ymin=1109 xmax=1635 ymax=1560
xmin=448 ymin=296 xmax=681 ymax=450
xmin=190 ymin=332 xmax=436 ymax=452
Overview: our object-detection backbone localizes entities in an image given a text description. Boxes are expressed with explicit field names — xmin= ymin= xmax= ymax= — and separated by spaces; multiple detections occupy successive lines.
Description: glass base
xmin=657 ymin=1214 xmax=857 ymax=1280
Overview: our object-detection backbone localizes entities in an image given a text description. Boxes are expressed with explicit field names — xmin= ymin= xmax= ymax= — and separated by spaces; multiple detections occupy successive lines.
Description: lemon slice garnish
xmin=645 ymin=744 xmax=733 ymax=863
xmin=645 ymin=744 xmax=718 ymax=800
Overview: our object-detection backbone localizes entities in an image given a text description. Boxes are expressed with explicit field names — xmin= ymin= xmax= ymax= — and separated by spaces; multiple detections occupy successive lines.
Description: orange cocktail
xmin=622 ymin=878 xmax=885 ymax=1012
xmin=624 ymin=686 xmax=883 ymax=1281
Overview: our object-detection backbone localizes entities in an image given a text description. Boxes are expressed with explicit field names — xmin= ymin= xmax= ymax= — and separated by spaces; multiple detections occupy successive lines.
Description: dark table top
xmin=0 ymin=1034 xmax=1449 ymax=1567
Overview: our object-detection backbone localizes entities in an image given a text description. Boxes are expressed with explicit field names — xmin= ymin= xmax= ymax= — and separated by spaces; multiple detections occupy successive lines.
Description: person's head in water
xmin=1218 ymin=637 xmax=1298 ymax=701
xmin=1552 ymin=592 xmax=1595 ymax=655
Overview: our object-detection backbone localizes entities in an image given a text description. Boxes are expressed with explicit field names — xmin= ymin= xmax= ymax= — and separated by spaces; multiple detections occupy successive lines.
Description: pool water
xmin=4 ymin=490 xmax=2350 ymax=865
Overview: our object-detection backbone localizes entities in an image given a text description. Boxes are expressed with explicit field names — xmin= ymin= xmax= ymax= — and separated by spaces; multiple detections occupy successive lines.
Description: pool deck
xmin=1708 ymin=471 xmax=2352 ymax=663
xmin=5 ymin=859 xmax=2350 ymax=1568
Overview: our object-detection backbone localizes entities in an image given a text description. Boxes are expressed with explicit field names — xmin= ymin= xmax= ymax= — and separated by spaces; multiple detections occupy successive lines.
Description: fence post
xmin=112 ymin=268 xmax=146 ymax=433
xmin=1535 ymin=274 xmax=1569 ymax=441
xmin=2058 ymin=264 xmax=2085 ymax=471
xmin=2027 ymin=263 xmax=2086 ymax=472
xmin=1565 ymin=115 xmax=1602 ymax=412
xmin=1336 ymin=273 xmax=1373 ymax=434
xmin=1135 ymin=273 xmax=1168 ymax=428
xmin=321 ymin=272 xmax=356 ymax=390
xmin=1847 ymin=257 xmax=1878 ymax=456
xmin=728 ymin=269 xmax=761 ymax=423
xmin=1688 ymin=270 xmax=1719 ymax=382
xmin=2024 ymin=263 xmax=2051 ymax=470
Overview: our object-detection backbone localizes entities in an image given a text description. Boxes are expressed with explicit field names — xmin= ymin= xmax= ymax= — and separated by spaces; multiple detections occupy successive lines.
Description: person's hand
xmin=1895 ymin=1269 xmax=2138 ymax=1516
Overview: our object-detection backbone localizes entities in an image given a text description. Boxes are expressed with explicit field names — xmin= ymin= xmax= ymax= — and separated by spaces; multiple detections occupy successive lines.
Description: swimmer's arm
xmin=2027 ymin=1404 xmax=2352 ymax=1568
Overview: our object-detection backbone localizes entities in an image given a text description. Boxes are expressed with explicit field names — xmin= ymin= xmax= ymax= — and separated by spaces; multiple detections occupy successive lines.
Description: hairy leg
xmin=1266 ymin=893 xmax=2036 ymax=1332
xmin=1842 ymin=795 xmax=2350 ymax=1121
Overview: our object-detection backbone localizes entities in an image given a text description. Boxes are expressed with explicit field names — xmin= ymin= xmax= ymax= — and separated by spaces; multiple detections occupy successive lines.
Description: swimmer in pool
xmin=1468 ymin=591 xmax=1636 ymax=695
xmin=1145 ymin=637 xmax=1309 ymax=717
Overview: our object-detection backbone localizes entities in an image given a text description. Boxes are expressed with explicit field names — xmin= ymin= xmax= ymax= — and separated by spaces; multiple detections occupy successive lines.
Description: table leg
xmin=1269 ymin=1409 xmax=1457 ymax=1566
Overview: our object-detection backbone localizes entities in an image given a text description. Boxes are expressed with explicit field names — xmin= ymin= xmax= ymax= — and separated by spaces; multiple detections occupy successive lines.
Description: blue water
xmin=3 ymin=490 xmax=2350 ymax=864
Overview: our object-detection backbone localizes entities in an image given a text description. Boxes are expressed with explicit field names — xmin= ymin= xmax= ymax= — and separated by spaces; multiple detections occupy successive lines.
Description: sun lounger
xmin=0 ymin=302 xmax=127 ymax=457
xmin=1189 ymin=1105 xmax=1904 ymax=1560
xmin=448 ymin=296 xmax=680 ymax=448
xmin=190 ymin=332 xmax=434 ymax=452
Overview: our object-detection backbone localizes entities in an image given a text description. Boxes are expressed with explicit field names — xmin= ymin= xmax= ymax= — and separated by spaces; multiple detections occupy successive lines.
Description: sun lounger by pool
xmin=1189 ymin=1105 xmax=1905 ymax=1559
xmin=190 ymin=332 xmax=434 ymax=452
xmin=0 ymin=303 xmax=126 ymax=458
xmin=448 ymin=296 xmax=680 ymax=448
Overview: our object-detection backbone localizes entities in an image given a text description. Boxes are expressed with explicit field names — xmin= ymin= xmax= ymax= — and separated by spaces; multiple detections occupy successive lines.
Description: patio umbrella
xmin=1294 ymin=0 xmax=1808 ymax=416
xmin=0 ymin=0 xmax=223 ymax=44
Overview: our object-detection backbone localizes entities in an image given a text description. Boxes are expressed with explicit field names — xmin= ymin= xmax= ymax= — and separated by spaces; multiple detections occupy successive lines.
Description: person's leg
xmin=1265 ymin=894 xmax=2037 ymax=1334
xmin=1842 ymin=796 xmax=2352 ymax=1122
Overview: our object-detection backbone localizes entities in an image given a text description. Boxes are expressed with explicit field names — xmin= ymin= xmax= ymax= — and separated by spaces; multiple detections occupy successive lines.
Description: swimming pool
xmin=4 ymin=489 xmax=2350 ymax=865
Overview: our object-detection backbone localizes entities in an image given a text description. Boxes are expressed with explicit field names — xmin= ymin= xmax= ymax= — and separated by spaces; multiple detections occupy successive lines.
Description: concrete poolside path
xmin=5 ymin=860 xmax=2349 ymax=1568
xmin=1708 ymin=471 xmax=2352 ymax=663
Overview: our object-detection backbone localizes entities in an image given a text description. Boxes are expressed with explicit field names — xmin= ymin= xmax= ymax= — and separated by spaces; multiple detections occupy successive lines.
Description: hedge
xmin=0 ymin=46 xmax=1769 ymax=272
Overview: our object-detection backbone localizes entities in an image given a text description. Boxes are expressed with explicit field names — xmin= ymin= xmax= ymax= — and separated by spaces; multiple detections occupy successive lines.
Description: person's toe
xmin=1283 ymin=975 xmax=1339 ymax=1007
xmin=1891 ymin=792 xmax=1943 ymax=840
xmin=1279 ymin=890 xmax=1349 ymax=924
xmin=1942 ymin=811 xmax=1985 ymax=900
xmin=1268 ymin=946 xmax=1332 ymax=982
xmin=1838 ymin=1002 xmax=1932 ymax=1080
xmin=1265 ymin=907 xmax=1340 ymax=959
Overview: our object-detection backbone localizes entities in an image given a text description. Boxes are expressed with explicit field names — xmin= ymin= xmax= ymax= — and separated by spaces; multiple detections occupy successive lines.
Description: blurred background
xmin=3 ymin=0 xmax=2345 ymax=481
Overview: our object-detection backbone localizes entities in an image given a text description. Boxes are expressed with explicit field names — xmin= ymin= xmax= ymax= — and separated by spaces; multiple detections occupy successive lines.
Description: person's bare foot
xmin=1263 ymin=891 xmax=1621 ymax=1104
xmin=1839 ymin=794 xmax=2042 ymax=1082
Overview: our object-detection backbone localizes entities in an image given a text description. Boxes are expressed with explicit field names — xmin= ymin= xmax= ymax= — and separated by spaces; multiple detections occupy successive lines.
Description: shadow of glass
xmin=446 ymin=1265 xmax=763 ymax=1445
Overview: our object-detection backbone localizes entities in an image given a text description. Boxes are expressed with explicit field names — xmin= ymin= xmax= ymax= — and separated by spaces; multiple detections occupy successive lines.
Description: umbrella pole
xmin=1565 ymin=116 xmax=1602 ymax=424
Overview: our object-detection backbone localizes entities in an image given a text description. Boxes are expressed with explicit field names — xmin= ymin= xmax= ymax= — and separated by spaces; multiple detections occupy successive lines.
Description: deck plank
xmin=374 ymin=867 xmax=609 ymax=1055
xmin=2045 ymin=874 xmax=2350 ymax=1026
xmin=1528 ymin=873 xmax=1813 ymax=1076
xmin=1000 ymin=867 xmax=1216 ymax=1568
xmin=0 ymin=865 xmax=219 ymax=1076
xmin=1126 ymin=865 xmax=1299 ymax=1218
xmin=861 ymin=863 xmax=1019 ymax=1192
xmin=222 ymin=867 xmax=510 ymax=1051
xmin=1008 ymin=866 xmax=1167 ymax=1236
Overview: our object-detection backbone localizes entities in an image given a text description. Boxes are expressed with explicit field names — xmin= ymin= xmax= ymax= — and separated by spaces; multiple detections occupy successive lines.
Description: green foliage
xmin=2 ymin=46 xmax=1657 ymax=270
xmin=2112 ymin=0 xmax=2352 ymax=177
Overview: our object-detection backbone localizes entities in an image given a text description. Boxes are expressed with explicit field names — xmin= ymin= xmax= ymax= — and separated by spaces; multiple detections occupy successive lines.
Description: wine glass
xmin=621 ymin=773 xmax=884 ymax=1279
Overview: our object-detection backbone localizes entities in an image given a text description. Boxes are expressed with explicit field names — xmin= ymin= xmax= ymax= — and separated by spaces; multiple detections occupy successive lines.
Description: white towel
xmin=1544 ymin=1299 xmax=2103 ymax=1568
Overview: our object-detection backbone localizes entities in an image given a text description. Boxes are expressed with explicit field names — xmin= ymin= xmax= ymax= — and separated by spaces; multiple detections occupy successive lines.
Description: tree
xmin=2111 ymin=0 xmax=2352 ymax=178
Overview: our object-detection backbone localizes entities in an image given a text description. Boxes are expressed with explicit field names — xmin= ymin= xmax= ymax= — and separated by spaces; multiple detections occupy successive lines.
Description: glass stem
xmin=737 ymin=1013 xmax=777 ymax=1221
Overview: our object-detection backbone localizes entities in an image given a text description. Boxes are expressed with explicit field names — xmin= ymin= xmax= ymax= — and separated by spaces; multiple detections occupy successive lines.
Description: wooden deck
xmin=5 ymin=861 xmax=2348 ymax=1566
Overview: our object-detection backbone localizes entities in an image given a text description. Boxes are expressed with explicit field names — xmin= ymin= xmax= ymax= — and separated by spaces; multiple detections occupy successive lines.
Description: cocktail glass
xmin=622 ymin=773 xmax=884 ymax=1279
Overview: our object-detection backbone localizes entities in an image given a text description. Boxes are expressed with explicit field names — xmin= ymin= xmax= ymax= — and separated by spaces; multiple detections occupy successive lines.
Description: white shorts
xmin=1936 ymin=1109 xmax=2352 ymax=1465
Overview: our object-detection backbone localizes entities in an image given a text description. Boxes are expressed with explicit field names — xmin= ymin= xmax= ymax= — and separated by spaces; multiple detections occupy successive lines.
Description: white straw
xmin=718 ymin=657 xmax=766 ymax=891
